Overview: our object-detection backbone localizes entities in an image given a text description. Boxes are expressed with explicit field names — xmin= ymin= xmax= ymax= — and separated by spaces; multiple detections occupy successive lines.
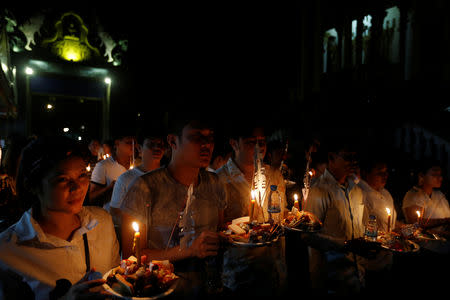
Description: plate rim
xmin=102 ymin=268 xmax=178 ymax=300
xmin=281 ymin=224 xmax=322 ymax=233
xmin=380 ymin=239 xmax=420 ymax=253
xmin=230 ymin=235 xmax=280 ymax=247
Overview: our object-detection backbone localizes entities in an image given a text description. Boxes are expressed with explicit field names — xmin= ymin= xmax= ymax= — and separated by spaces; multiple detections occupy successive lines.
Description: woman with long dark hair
xmin=0 ymin=136 xmax=120 ymax=300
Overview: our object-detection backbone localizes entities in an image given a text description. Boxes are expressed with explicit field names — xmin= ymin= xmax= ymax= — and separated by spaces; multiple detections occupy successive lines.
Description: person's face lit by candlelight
xmin=168 ymin=122 xmax=215 ymax=169
xmin=328 ymin=150 xmax=358 ymax=184
xmin=36 ymin=156 xmax=90 ymax=215
xmin=230 ymin=127 xmax=266 ymax=166
xmin=365 ymin=163 xmax=389 ymax=191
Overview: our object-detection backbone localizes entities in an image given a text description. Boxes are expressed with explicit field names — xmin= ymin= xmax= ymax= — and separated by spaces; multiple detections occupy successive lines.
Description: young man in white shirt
xmin=89 ymin=134 xmax=135 ymax=210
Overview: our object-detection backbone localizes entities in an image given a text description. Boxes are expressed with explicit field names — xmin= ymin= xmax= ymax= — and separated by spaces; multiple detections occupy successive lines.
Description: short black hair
xmin=322 ymin=132 xmax=359 ymax=154
xmin=226 ymin=115 xmax=267 ymax=140
xmin=166 ymin=111 xmax=215 ymax=136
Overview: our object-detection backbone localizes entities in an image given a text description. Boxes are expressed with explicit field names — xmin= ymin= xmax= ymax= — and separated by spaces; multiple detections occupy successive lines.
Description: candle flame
xmin=132 ymin=221 xmax=139 ymax=232
xmin=386 ymin=207 xmax=391 ymax=215
xmin=129 ymin=164 xmax=134 ymax=170
xmin=416 ymin=210 xmax=421 ymax=218
xmin=308 ymin=170 xmax=313 ymax=176
xmin=294 ymin=193 xmax=298 ymax=201
xmin=251 ymin=190 xmax=256 ymax=200
xmin=86 ymin=164 xmax=91 ymax=172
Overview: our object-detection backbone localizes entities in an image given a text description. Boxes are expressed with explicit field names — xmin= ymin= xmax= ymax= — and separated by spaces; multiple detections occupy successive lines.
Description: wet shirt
xmin=0 ymin=206 xmax=120 ymax=300
xmin=120 ymin=167 xmax=227 ymax=250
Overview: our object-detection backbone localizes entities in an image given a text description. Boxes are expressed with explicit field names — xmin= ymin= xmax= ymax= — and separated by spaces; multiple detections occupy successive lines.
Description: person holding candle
xmin=357 ymin=153 xmax=397 ymax=295
xmin=358 ymin=154 xmax=397 ymax=233
xmin=89 ymin=133 xmax=135 ymax=209
xmin=119 ymin=113 xmax=227 ymax=298
xmin=216 ymin=118 xmax=288 ymax=297
xmin=0 ymin=135 xmax=120 ymax=300
xmin=303 ymin=134 xmax=367 ymax=296
xmin=402 ymin=159 xmax=450 ymax=236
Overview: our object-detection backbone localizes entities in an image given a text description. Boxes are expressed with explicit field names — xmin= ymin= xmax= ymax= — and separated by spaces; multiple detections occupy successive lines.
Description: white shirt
xmin=358 ymin=179 xmax=397 ymax=232
xmin=90 ymin=157 xmax=127 ymax=211
xmin=304 ymin=169 xmax=366 ymax=293
xmin=109 ymin=167 xmax=146 ymax=210
xmin=402 ymin=186 xmax=450 ymax=222
xmin=0 ymin=206 xmax=120 ymax=300
xmin=357 ymin=179 xmax=395 ymax=271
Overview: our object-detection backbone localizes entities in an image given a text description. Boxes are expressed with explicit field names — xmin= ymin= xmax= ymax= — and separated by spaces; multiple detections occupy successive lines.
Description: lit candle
xmin=294 ymin=193 xmax=300 ymax=210
xmin=86 ymin=164 xmax=91 ymax=172
xmin=132 ymin=222 xmax=141 ymax=266
xmin=416 ymin=210 xmax=421 ymax=224
xmin=386 ymin=207 xmax=391 ymax=232
xmin=249 ymin=190 xmax=256 ymax=222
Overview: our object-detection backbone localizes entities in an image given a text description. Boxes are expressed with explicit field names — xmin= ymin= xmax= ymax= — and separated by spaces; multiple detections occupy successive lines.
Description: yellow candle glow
xmin=132 ymin=222 xmax=141 ymax=266
xmin=86 ymin=164 xmax=91 ymax=172
xmin=386 ymin=207 xmax=391 ymax=232
xmin=416 ymin=210 xmax=421 ymax=224
xmin=294 ymin=193 xmax=300 ymax=210
xmin=249 ymin=190 xmax=256 ymax=222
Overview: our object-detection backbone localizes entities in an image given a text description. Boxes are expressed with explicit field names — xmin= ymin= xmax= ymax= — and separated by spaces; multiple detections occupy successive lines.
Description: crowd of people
xmin=0 ymin=112 xmax=449 ymax=299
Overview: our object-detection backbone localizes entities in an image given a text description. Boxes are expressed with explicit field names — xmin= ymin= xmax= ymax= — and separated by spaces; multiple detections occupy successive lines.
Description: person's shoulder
xmin=432 ymin=189 xmax=447 ymax=199
xmin=117 ymin=168 xmax=141 ymax=182
xmin=200 ymin=169 xmax=221 ymax=183
xmin=403 ymin=186 xmax=420 ymax=198
xmin=82 ymin=206 xmax=111 ymax=221
xmin=92 ymin=159 xmax=107 ymax=169
xmin=136 ymin=167 xmax=170 ymax=186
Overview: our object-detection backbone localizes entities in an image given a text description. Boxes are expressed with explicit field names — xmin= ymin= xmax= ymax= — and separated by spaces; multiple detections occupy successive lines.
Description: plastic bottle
xmin=364 ymin=214 xmax=378 ymax=242
xmin=267 ymin=185 xmax=282 ymax=214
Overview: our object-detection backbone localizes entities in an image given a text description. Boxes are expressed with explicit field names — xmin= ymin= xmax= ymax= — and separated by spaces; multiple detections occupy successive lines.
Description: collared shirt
xmin=304 ymin=169 xmax=366 ymax=294
xmin=402 ymin=186 xmax=450 ymax=222
xmin=216 ymin=158 xmax=287 ymax=223
xmin=306 ymin=169 xmax=365 ymax=241
xmin=216 ymin=158 xmax=287 ymax=294
xmin=358 ymin=179 xmax=397 ymax=232
xmin=91 ymin=156 xmax=127 ymax=210
xmin=358 ymin=179 xmax=395 ymax=271
xmin=120 ymin=167 xmax=227 ymax=250
xmin=110 ymin=167 xmax=146 ymax=210
xmin=0 ymin=206 xmax=120 ymax=300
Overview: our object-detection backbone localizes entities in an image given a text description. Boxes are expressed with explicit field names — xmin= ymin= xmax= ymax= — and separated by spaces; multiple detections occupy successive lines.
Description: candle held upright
xmin=386 ymin=207 xmax=391 ymax=233
xmin=293 ymin=193 xmax=300 ymax=210
xmin=132 ymin=221 xmax=141 ymax=266
xmin=249 ymin=190 xmax=256 ymax=222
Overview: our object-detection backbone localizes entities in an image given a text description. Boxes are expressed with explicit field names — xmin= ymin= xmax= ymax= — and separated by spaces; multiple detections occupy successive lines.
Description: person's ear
xmin=229 ymin=138 xmax=238 ymax=153
xmin=167 ymin=134 xmax=177 ymax=149
xmin=328 ymin=152 xmax=335 ymax=163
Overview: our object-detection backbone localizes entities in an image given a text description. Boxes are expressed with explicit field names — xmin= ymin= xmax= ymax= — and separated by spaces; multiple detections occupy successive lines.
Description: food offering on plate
xmin=221 ymin=216 xmax=283 ymax=247
xmin=414 ymin=230 xmax=446 ymax=241
xmin=281 ymin=208 xmax=322 ymax=232
xmin=377 ymin=231 xmax=420 ymax=253
xmin=103 ymin=256 xmax=178 ymax=298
